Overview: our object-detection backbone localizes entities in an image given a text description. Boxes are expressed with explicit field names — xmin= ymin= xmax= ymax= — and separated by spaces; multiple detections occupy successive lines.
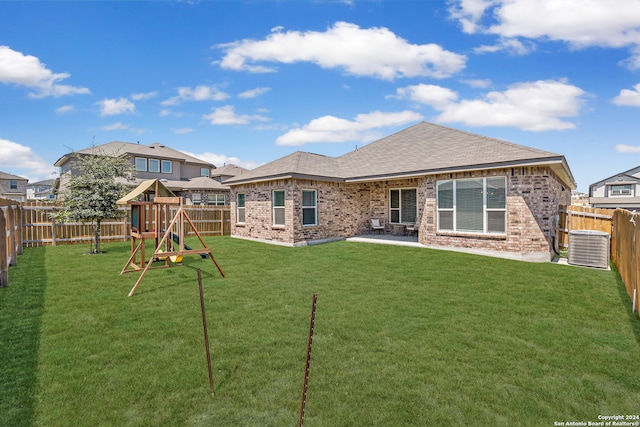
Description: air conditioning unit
xmin=568 ymin=230 xmax=610 ymax=269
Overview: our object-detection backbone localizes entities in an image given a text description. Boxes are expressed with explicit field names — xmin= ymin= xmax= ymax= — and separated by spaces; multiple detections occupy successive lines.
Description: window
xmin=10 ymin=180 xmax=17 ymax=189
xmin=437 ymin=177 xmax=506 ymax=234
xmin=191 ymin=193 xmax=201 ymax=205
xmin=610 ymin=184 xmax=632 ymax=196
xmin=208 ymin=194 xmax=225 ymax=206
xmin=148 ymin=159 xmax=160 ymax=173
xmin=302 ymin=190 xmax=317 ymax=226
xmin=237 ymin=193 xmax=245 ymax=223
xmin=201 ymin=168 xmax=210 ymax=178
xmin=135 ymin=157 xmax=147 ymax=172
xmin=161 ymin=160 xmax=172 ymax=173
xmin=273 ymin=190 xmax=285 ymax=226
xmin=389 ymin=188 xmax=417 ymax=224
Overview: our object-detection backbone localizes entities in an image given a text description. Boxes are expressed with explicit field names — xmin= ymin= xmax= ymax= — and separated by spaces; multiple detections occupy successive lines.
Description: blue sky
xmin=1 ymin=0 xmax=640 ymax=193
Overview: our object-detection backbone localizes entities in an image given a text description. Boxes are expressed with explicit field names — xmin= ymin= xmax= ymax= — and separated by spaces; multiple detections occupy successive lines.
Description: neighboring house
xmin=571 ymin=190 xmax=590 ymax=206
xmin=225 ymin=122 xmax=575 ymax=262
xmin=0 ymin=171 xmax=28 ymax=202
xmin=589 ymin=165 xmax=640 ymax=210
xmin=27 ymin=179 xmax=56 ymax=200
xmin=213 ymin=164 xmax=249 ymax=183
xmin=54 ymin=141 xmax=242 ymax=205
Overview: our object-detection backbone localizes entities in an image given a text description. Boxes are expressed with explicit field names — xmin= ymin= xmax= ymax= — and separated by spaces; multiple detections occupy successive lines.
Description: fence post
xmin=16 ymin=205 xmax=23 ymax=254
xmin=0 ymin=209 xmax=7 ymax=287
xmin=7 ymin=205 xmax=16 ymax=267
xmin=51 ymin=212 xmax=57 ymax=246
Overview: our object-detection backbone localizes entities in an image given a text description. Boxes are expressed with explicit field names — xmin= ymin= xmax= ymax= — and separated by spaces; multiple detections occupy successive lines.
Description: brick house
xmin=225 ymin=122 xmax=575 ymax=261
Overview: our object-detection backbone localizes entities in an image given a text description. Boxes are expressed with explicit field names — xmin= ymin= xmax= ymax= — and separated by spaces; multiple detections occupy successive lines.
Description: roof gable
xmin=0 ymin=171 xmax=28 ymax=181
xmin=56 ymin=141 xmax=213 ymax=167
xmin=225 ymin=122 xmax=575 ymax=188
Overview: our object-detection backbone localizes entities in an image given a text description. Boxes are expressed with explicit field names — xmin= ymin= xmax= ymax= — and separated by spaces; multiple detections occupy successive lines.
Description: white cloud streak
xmin=161 ymin=84 xmax=229 ymax=106
xmin=275 ymin=110 xmax=424 ymax=146
xmin=612 ymin=83 xmax=640 ymax=106
xmin=0 ymin=45 xmax=90 ymax=98
xmin=96 ymin=97 xmax=136 ymax=116
xmin=394 ymin=80 xmax=586 ymax=131
xmin=202 ymin=105 xmax=269 ymax=125
xmin=616 ymin=144 xmax=640 ymax=153
xmin=217 ymin=22 xmax=466 ymax=80
xmin=238 ymin=87 xmax=271 ymax=99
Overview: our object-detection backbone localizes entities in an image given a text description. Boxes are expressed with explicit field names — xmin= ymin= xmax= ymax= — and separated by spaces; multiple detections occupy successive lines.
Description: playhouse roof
xmin=116 ymin=179 xmax=176 ymax=204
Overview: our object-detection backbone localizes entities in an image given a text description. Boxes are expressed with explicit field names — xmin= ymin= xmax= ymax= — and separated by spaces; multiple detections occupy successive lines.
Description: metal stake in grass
xmin=299 ymin=293 xmax=317 ymax=427
xmin=197 ymin=268 xmax=215 ymax=396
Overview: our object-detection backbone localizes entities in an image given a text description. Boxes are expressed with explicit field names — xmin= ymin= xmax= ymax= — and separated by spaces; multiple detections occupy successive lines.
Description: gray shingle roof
xmin=0 ymin=171 xmax=28 ymax=181
xmin=225 ymin=122 xmax=576 ymax=187
xmin=55 ymin=141 xmax=213 ymax=167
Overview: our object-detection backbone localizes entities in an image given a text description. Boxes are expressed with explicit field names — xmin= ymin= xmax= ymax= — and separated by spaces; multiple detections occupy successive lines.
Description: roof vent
xmin=568 ymin=230 xmax=610 ymax=269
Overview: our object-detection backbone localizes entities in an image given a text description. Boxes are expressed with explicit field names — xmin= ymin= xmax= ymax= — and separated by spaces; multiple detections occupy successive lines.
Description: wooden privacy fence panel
xmin=0 ymin=198 xmax=23 ymax=287
xmin=21 ymin=203 xmax=230 ymax=247
xmin=557 ymin=205 xmax=614 ymax=249
xmin=611 ymin=209 xmax=640 ymax=312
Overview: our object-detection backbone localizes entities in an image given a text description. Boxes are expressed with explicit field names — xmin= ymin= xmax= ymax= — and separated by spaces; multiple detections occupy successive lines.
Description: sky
xmin=1 ymin=0 xmax=640 ymax=193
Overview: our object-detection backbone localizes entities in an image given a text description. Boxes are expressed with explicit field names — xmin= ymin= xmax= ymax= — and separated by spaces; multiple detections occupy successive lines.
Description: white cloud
xmin=161 ymin=84 xmax=229 ymax=106
xmin=395 ymin=80 xmax=586 ymax=131
xmin=392 ymin=84 xmax=459 ymax=109
xmin=238 ymin=87 xmax=271 ymax=99
xmin=0 ymin=46 xmax=90 ymax=98
xmin=612 ymin=83 xmax=640 ymax=106
xmin=275 ymin=110 xmax=424 ymax=146
xmin=96 ymin=97 xmax=136 ymax=116
xmin=0 ymin=138 xmax=58 ymax=179
xmin=616 ymin=144 xmax=640 ymax=153
xmin=449 ymin=0 xmax=640 ymax=68
xmin=131 ymin=91 xmax=158 ymax=101
xmin=171 ymin=127 xmax=195 ymax=134
xmin=184 ymin=150 xmax=261 ymax=169
xmin=56 ymin=104 xmax=75 ymax=114
xmin=473 ymin=38 xmax=535 ymax=55
xmin=216 ymin=21 xmax=466 ymax=80
xmin=461 ymin=78 xmax=493 ymax=88
xmin=99 ymin=122 xmax=147 ymax=134
xmin=202 ymin=105 xmax=269 ymax=125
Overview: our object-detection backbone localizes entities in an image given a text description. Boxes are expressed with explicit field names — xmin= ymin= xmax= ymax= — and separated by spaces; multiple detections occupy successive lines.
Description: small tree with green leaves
xmin=53 ymin=150 xmax=135 ymax=254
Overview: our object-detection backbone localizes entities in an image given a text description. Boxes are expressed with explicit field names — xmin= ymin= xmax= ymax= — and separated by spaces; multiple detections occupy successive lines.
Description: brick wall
xmin=230 ymin=167 xmax=570 ymax=258
xmin=420 ymin=167 xmax=570 ymax=259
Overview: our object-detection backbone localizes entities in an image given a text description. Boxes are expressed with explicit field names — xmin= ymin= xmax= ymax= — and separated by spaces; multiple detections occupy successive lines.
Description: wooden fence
xmin=20 ymin=201 xmax=230 ymax=247
xmin=0 ymin=198 xmax=23 ymax=287
xmin=557 ymin=205 xmax=614 ymax=249
xmin=611 ymin=209 xmax=640 ymax=313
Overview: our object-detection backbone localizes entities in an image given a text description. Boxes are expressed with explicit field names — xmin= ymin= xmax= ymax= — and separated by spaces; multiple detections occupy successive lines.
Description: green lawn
xmin=1 ymin=237 xmax=639 ymax=426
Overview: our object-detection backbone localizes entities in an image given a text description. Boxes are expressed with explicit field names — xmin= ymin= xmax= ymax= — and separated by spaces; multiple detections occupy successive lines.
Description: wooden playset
xmin=118 ymin=179 xmax=224 ymax=296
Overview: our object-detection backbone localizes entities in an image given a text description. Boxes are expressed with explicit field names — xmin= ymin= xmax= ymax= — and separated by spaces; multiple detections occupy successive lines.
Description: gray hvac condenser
xmin=568 ymin=230 xmax=610 ymax=269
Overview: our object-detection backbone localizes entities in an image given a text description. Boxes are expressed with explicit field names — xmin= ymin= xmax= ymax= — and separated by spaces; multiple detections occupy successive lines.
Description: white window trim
xmin=437 ymin=177 xmax=507 ymax=235
xmin=148 ymin=158 xmax=160 ymax=173
xmin=302 ymin=189 xmax=317 ymax=226
xmin=389 ymin=187 xmax=417 ymax=224
xmin=236 ymin=193 xmax=245 ymax=223
xmin=201 ymin=168 xmax=210 ymax=178
xmin=609 ymin=184 xmax=632 ymax=196
xmin=273 ymin=189 xmax=285 ymax=226
xmin=161 ymin=160 xmax=172 ymax=174
xmin=135 ymin=157 xmax=147 ymax=172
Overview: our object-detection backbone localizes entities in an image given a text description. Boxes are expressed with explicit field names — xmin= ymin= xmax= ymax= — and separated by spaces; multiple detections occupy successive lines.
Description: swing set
xmin=118 ymin=179 xmax=224 ymax=296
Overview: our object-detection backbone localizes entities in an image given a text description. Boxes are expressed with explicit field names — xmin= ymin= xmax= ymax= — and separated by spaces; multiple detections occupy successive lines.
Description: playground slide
xmin=171 ymin=233 xmax=209 ymax=258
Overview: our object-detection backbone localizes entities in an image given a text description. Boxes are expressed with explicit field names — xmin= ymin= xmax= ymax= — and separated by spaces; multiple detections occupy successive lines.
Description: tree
xmin=53 ymin=150 xmax=135 ymax=254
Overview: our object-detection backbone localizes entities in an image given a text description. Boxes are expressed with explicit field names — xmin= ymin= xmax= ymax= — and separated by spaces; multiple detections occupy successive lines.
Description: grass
xmin=1 ymin=237 xmax=639 ymax=426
